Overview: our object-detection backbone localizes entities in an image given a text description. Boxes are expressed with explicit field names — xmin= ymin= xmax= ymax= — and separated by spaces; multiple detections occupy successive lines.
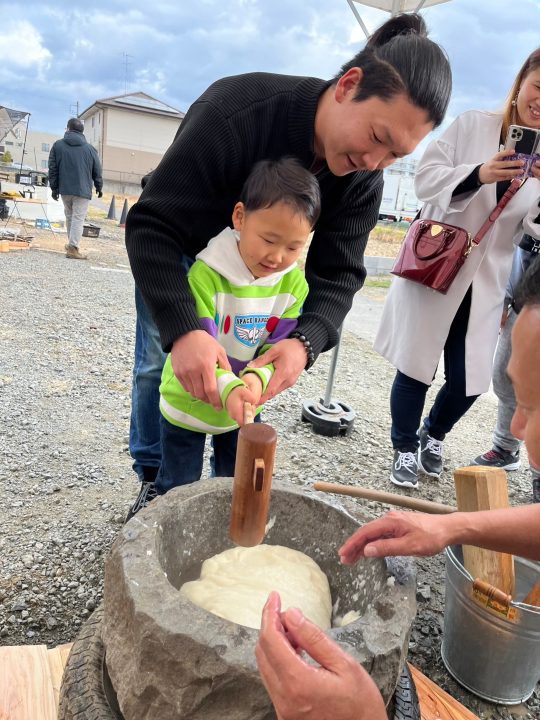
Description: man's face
xmin=315 ymin=68 xmax=434 ymax=176
xmin=508 ymin=306 xmax=540 ymax=469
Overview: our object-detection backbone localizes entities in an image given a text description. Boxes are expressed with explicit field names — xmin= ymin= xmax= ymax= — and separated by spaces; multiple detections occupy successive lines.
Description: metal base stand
xmin=301 ymin=325 xmax=356 ymax=437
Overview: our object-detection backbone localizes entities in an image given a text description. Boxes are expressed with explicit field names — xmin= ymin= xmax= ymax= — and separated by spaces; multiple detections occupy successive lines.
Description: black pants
xmin=390 ymin=287 xmax=480 ymax=451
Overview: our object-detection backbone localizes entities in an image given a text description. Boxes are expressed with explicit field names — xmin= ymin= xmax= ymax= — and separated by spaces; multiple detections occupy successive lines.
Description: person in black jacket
xmin=48 ymin=118 xmax=103 ymax=260
xmin=124 ymin=13 xmax=452 ymax=517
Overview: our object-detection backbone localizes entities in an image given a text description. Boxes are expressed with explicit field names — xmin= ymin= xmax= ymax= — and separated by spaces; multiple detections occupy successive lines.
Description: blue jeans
xmin=129 ymin=286 xmax=166 ymax=481
xmin=390 ymin=286 xmax=479 ymax=450
xmin=157 ymin=414 xmax=261 ymax=494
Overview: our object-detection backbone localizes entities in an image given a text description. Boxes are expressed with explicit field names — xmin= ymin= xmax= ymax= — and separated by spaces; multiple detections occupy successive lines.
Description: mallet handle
xmin=313 ymin=481 xmax=456 ymax=514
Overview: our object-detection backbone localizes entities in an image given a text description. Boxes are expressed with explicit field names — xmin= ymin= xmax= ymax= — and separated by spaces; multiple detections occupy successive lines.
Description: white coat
xmin=374 ymin=110 xmax=540 ymax=396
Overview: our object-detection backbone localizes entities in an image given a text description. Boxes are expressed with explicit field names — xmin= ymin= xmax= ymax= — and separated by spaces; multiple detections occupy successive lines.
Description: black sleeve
xmin=452 ymin=165 xmax=482 ymax=198
xmin=295 ymin=173 xmax=383 ymax=357
xmin=125 ymin=101 xmax=240 ymax=351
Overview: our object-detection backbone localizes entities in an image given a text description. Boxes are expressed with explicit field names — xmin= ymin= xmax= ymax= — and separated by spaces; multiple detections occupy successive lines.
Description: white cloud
xmin=0 ymin=21 xmax=52 ymax=69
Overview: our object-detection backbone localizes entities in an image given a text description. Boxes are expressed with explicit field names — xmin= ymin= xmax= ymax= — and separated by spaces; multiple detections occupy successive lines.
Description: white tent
xmin=0 ymin=106 xmax=29 ymax=145
xmin=347 ymin=0 xmax=450 ymax=37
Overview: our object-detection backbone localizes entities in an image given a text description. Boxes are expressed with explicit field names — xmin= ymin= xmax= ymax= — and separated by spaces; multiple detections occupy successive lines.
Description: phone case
xmin=505 ymin=125 xmax=540 ymax=155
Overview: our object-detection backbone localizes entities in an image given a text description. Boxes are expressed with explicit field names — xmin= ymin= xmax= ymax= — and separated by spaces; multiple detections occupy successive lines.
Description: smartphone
xmin=505 ymin=124 xmax=540 ymax=155
xmin=505 ymin=125 xmax=540 ymax=178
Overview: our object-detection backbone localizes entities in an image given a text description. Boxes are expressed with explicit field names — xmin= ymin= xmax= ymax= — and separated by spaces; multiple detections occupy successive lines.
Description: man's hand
xmin=248 ymin=339 xmax=308 ymax=403
xmin=52 ymin=192 xmax=59 ymax=201
xmin=97 ymin=190 xmax=103 ymax=198
xmin=171 ymin=330 xmax=232 ymax=410
xmin=478 ymin=150 xmax=525 ymax=184
xmin=242 ymin=372 xmax=263 ymax=406
xmin=338 ymin=510 xmax=451 ymax=565
xmin=225 ymin=384 xmax=257 ymax=426
xmin=256 ymin=592 xmax=387 ymax=720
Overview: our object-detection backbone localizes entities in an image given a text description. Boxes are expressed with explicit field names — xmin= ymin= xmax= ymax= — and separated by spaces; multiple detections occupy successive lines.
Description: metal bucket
xmin=441 ymin=545 xmax=540 ymax=704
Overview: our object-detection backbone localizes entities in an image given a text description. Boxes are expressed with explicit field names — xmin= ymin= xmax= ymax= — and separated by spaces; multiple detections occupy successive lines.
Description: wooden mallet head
xmin=229 ymin=406 xmax=277 ymax=547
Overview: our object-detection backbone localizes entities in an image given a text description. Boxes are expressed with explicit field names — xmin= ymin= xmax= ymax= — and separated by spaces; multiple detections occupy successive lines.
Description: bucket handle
xmin=472 ymin=579 xmax=516 ymax=619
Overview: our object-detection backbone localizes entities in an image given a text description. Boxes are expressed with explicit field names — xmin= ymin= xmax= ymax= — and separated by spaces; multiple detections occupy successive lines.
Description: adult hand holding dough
xmin=256 ymin=592 xmax=387 ymax=720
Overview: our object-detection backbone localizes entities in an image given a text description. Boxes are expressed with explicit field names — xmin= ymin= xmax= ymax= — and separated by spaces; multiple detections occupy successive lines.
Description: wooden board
xmin=409 ymin=664 xmax=480 ymax=720
xmin=46 ymin=643 xmax=72 ymax=711
xmin=0 ymin=643 xmax=479 ymax=720
xmin=453 ymin=466 xmax=515 ymax=595
xmin=0 ymin=645 xmax=58 ymax=720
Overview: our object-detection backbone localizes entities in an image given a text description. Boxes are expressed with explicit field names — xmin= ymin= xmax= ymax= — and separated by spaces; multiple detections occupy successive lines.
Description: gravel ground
xmin=0 ymin=220 xmax=538 ymax=719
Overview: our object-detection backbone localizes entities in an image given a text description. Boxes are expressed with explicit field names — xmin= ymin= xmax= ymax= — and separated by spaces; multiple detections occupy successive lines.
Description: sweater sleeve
xmin=188 ymin=261 xmax=245 ymax=405
xmin=125 ymin=101 xmax=240 ymax=351
xmin=295 ymin=172 xmax=383 ymax=357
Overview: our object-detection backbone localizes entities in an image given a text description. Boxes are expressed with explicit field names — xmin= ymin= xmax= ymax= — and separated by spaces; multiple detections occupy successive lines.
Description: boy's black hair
xmin=334 ymin=13 xmax=451 ymax=128
xmin=239 ymin=157 xmax=321 ymax=228
xmin=515 ymin=254 xmax=540 ymax=312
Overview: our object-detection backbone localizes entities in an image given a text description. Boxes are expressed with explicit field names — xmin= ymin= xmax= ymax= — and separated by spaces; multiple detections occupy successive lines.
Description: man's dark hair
xmin=333 ymin=13 xmax=451 ymax=128
xmin=239 ymin=157 xmax=321 ymax=228
xmin=67 ymin=117 xmax=84 ymax=133
xmin=515 ymin=255 xmax=540 ymax=311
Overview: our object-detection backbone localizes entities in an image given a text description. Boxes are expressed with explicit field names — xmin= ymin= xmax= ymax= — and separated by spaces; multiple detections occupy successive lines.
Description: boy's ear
xmin=232 ymin=202 xmax=245 ymax=231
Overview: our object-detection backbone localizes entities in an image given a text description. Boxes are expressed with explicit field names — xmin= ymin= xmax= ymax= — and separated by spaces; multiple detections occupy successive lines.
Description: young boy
xmin=156 ymin=157 xmax=321 ymax=493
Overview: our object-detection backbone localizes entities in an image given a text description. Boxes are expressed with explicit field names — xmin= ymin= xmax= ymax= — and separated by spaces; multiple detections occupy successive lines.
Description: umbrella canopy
xmin=0 ymin=106 xmax=29 ymax=144
xmin=352 ymin=0 xmax=449 ymax=12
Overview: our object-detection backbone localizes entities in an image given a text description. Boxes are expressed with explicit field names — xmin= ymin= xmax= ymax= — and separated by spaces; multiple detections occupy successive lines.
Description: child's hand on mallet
xmin=226 ymin=384 xmax=258 ymax=426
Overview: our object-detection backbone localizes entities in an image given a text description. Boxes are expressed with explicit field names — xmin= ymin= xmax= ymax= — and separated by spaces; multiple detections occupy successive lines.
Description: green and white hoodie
xmin=159 ymin=227 xmax=308 ymax=434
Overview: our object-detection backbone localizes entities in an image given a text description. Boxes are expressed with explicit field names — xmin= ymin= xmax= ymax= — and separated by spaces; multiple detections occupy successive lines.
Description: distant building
xmin=79 ymin=92 xmax=185 ymax=194
xmin=0 ymin=126 xmax=56 ymax=173
xmin=379 ymin=157 xmax=421 ymax=222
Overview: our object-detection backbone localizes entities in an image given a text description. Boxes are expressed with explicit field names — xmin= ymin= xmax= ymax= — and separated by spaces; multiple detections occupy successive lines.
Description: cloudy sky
xmin=1 ymin=0 xmax=539 ymax=146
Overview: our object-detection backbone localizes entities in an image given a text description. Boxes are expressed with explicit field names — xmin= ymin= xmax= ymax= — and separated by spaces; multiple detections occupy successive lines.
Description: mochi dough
xmin=180 ymin=544 xmax=332 ymax=630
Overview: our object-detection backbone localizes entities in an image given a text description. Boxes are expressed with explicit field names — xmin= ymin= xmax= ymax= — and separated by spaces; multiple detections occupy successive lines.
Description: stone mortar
xmin=103 ymin=478 xmax=416 ymax=719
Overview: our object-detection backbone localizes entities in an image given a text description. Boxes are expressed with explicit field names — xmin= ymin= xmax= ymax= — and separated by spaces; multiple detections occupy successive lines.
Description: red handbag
xmin=391 ymin=178 xmax=524 ymax=294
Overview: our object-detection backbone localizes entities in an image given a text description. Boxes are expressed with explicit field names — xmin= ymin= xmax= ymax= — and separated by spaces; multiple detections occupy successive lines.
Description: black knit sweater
xmin=126 ymin=72 xmax=383 ymax=358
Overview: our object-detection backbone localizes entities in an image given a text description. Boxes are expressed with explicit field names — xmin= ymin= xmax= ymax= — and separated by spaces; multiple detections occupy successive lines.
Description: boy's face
xmin=232 ymin=201 xmax=311 ymax=279
xmin=508 ymin=306 xmax=540 ymax=469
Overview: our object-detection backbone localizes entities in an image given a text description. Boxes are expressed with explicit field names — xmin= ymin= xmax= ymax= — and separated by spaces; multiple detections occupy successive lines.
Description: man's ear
xmin=232 ymin=202 xmax=245 ymax=231
xmin=335 ymin=67 xmax=363 ymax=104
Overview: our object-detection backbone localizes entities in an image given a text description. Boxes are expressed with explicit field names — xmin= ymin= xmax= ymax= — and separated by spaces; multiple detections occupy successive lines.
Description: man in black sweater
xmin=125 ymin=13 xmax=452 ymax=513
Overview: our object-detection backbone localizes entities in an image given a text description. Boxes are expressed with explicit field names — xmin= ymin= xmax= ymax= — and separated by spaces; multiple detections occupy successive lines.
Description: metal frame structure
xmin=346 ymin=0 xmax=449 ymax=37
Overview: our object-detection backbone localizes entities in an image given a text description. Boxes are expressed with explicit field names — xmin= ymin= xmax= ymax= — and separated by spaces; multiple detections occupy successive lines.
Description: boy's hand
xmin=242 ymin=372 xmax=263 ymax=406
xmin=226 ymin=384 xmax=257 ymax=426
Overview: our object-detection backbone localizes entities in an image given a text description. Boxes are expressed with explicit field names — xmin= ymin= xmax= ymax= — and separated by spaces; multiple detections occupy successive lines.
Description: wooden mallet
xmin=229 ymin=402 xmax=277 ymax=547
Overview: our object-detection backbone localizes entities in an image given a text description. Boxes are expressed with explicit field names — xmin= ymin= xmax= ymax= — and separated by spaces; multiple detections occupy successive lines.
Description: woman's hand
xmin=478 ymin=150 xmax=525 ymax=184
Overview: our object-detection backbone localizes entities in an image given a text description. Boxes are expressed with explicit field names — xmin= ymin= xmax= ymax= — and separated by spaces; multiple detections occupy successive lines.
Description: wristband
xmin=290 ymin=331 xmax=315 ymax=370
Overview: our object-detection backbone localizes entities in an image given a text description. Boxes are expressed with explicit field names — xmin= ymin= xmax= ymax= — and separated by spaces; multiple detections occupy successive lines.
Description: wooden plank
xmin=0 ymin=645 xmax=57 ymax=720
xmin=453 ymin=466 xmax=515 ymax=595
xmin=409 ymin=663 xmax=480 ymax=720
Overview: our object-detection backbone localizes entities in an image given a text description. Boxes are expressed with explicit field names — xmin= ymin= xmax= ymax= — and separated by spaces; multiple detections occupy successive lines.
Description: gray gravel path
xmin=0 ymin=235 xmax=538 ymax=719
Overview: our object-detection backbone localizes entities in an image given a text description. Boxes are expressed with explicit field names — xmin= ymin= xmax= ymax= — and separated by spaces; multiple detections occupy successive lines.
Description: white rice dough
xmin=180 ymin=544 xmax=332 ymax=630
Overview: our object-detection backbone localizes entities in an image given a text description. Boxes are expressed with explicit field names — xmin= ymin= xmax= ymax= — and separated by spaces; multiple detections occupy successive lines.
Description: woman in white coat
xmin=375 ymin=47 xmax=540 ymax=489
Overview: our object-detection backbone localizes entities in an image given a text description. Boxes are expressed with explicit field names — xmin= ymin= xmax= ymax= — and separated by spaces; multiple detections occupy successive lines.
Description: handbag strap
xmin=473 ymin=177 xmax=526 ymax=245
